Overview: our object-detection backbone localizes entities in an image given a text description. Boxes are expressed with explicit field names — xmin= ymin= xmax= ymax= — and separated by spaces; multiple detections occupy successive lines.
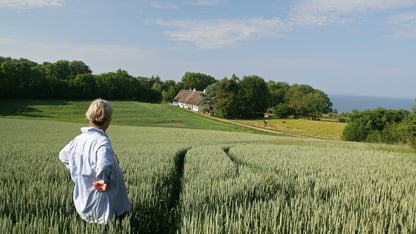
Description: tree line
xmin=0 ymin=56 xmax=333 ymax=120
xmin=201 ymin=74 xmax=332 ymax=119
xmin=0 ymin=57 xmax=168 ymax=102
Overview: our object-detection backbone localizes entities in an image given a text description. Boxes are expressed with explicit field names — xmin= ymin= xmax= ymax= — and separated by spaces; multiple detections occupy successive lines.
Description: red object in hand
xmin=93 ymin=180 xmax=107 ymax=192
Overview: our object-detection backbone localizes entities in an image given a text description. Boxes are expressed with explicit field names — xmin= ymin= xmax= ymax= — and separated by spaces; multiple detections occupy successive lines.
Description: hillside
xmin=0 ymin=99 xmax=345 ymax=139
xmin=0 ymin=99 xmax=257 ymax=133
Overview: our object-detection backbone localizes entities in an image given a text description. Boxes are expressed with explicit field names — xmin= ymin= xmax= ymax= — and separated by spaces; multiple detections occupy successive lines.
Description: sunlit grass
xmin=0 ymin=99 xmax=257 ymax=133
xmin=236 ymin=118 xmax=347 ymax=140
xmin=0 ymin=100 xmax=349 ymax=139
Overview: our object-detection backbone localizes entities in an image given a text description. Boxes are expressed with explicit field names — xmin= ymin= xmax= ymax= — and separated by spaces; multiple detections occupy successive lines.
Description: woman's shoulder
xmin=79 ymin=127 xmax=110 ymax=143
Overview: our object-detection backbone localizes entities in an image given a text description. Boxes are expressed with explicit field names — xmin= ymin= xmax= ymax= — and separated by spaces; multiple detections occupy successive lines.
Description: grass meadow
xmin=0 ymin=99 xmax=255 ymax=133
xmin=1 ymin=100 xmax=415 ymax=233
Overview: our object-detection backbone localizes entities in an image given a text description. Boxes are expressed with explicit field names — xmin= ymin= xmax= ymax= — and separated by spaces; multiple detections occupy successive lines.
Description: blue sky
xmin=1 ymin=0 xmax=416 ymax=98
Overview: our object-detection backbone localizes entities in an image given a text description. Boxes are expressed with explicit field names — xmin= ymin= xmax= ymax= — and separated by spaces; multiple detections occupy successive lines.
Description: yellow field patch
xmin=236 ymin=119 xmax=347 ymax=140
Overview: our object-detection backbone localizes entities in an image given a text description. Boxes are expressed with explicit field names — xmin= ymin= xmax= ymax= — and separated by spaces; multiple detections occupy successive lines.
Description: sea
xmin=329 ymin=94 xmax=415 ymax=113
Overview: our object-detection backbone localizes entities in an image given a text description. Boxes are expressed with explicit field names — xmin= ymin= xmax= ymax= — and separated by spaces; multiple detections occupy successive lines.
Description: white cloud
xmin=388 ymin=11 xmax=416 ymax=39
xmin=157 ymin=18 xmax=288 ymax=48
xmin=390 ymin=11 xmax=416 ymax=25
xmin=155 ymin=0 xmax=416 ymax=49
xmin=289 ymin=0 xmax=416 ymax=27
xmin=0 ymin=0 xmax=63 ymax=9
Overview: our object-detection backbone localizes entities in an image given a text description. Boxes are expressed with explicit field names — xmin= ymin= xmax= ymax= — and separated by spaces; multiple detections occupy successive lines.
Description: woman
xmin=59 ymin=98 xmax=130 ymax=225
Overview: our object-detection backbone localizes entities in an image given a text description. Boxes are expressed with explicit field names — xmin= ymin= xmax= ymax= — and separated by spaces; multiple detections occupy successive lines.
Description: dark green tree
xmin=72 ymin=73 xmax=97 ymax=99
xmin=161 ymin=80 xmax=179 ymax=103
xmin=44 ymin=60 xmax=72 ymax=80
xmin=69 ymin=61 xmax=92 ymax=77
xmin=267 ymin=81 xmax=290 ymax=107
xmin=237 ymin=75 xmax=270 ymax=118
xmin=181 ymin=72 xmax=216 ymax=91
xmin=285 ymin=84 xmax=315 ymax=118
xmin=200 ymin=82 xmax=217 ymax=115
xmin=0 ymin=59 xmax=44 ymax=98
xmin=214 ymin=76 xmax=239 ymax=118
xmin=95 ymin=69 xmax=135 ymax=100
xmin=302 ymin=90 xmax=332 ymax=120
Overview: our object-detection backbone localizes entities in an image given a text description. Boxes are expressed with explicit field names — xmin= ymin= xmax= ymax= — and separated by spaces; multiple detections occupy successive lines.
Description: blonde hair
xmin=85 ymin=98 xmax=113 ymax=126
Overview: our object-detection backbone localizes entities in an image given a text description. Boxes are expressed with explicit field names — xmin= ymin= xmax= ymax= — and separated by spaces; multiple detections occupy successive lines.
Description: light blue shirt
xmin=59 ymin=127 xmax=130 ymax=224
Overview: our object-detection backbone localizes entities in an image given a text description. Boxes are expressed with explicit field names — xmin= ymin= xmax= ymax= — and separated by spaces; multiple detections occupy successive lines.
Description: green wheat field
xmin=1 ymin=100 xmax=415 ymax=233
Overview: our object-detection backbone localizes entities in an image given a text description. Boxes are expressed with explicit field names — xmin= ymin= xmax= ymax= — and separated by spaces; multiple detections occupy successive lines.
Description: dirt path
xmin=204 ymin=115 xmax=304 ymax=137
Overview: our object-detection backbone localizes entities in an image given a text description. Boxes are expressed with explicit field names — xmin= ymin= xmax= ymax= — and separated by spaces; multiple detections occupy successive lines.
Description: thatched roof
xmin=174 ymin=89 xmax=203 ymax=105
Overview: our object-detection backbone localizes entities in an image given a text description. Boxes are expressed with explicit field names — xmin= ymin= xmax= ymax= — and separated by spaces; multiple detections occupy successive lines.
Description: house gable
xmin=173 ymin=89 xmax=207 ymax=112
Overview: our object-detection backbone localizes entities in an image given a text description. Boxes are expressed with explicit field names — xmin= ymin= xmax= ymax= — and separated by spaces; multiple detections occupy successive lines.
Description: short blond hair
xmin=85 ymin=98 xmax=113 ymax=126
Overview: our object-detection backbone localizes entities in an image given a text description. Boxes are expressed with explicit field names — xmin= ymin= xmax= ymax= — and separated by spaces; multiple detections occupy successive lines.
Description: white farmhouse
xmin=172 ymin=89 xmax=210 ymax=112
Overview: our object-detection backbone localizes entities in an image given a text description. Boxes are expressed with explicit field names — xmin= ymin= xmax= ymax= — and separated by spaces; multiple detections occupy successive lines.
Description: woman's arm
xmin=94 ymin=145 xmax=115 ymax=191
xmin=58 ymin=142 xmax=72 ymax=169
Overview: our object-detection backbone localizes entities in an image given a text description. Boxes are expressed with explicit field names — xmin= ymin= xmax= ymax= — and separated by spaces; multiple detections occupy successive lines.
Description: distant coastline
xmin=329 ymin=95 xmax=414 ymax=113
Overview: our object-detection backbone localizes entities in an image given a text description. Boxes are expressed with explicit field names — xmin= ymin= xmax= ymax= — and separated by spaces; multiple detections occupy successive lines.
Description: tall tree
xmin=237 ymin=75 xmax=270 ymax=118
xmin=72 ymin=73 xmax=97 ymax=99
xmin=302 ymin=90 xmax=332 ymax=120
xmin=181 ymin=72 xmax=216 ymax=91
xmin=214 ymin=77 xmax=239 ymax=118
xmin=0 ymin=59 xmax=43 ymax=98
xmin=45 ymin=60 xmax=72 ymax=80
xmin=69 ymin=61 xmax=92 ymax=77
xmin=201 ymin=82 xmax=217 ymax=115
xmin=286 ymin=84 xmax=314 ymax=118
xmin=267 ymin=81 xmax=290 ymax=107
xmin=161 ymin=80 xmax=178 ymax=102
